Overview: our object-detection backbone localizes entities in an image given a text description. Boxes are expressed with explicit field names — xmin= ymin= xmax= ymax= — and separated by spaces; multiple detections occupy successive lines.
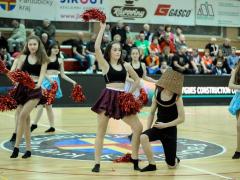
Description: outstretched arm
xmin=141 ymin=63 xmax=157 ymax=83
xmin=59 ymin=58 xmax=76 ymax=86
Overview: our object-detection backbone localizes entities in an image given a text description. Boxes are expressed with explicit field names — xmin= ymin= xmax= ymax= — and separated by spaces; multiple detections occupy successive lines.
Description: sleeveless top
xmin=155 ymin=89 xmax=178 ymax=123
xmin=47 ymin=58 xmax=60 ymax=70
xmin=22 ymin=55 xmax=41 ymax=76
xmin=131 ymin=62 xmax=144 ymax=78
xmin=103 ymin=62 xmax=127 ymax=84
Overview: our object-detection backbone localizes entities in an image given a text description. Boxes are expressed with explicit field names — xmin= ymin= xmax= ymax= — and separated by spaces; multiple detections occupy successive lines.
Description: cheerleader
xmin=30 ymin=41 xmax=76 ymax=133
xmin=228 ymin=61 xmax=240 ymax=159
xmin=10 ymin=35 xmax=49 ymax=158
xmin=91 ymin=22 xmax=143 ymax=172
xmin=140 ymin=69 xmax=185 ymax=171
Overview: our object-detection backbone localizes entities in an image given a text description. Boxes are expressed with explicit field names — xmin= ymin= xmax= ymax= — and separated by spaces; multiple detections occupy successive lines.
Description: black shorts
xmin=143 ymin=127 xmax=177 ymax=166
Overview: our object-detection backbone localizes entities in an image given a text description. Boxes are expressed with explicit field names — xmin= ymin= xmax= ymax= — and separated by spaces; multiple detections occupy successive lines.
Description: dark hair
xmin=47 ymin=41 xmax=60 ymax=57
xmin=235 ymin=61 xmax=240 ymax=85
xmin=104 ymin=41 xmax=123 ymax=64
xmin=22 ymin=35 xmax=49 ymax=64
xmin=129 ymin=47 xmax=140 ymax=62
xmin=164 ymin=25 xmax=171 ymax=32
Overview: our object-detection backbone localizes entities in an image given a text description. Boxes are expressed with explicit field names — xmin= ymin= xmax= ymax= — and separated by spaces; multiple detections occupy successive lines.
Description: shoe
xmin=10 ymin=147 xmax=19 ymax=158
xmin=92 ymin=164 xmax=100 ymax=172
xmin=31 ymin=124 xmax=38 ymax=132
xmin=232 ymin=151 xmax=240 ymax=159
xmin=22 ymin=151 xmax=31 ymax=159
xmin=9 ymin=133 xmax=16 ymax=142
xmin=140 ymin=164 xmax=157 ymax=172
xmin=131 ymin=158 xmax=141 ymax=171
xmin=45 ymin=127 xmax=55 ymax=133
xmin=86 ymin=69 xmax=93 ymax=74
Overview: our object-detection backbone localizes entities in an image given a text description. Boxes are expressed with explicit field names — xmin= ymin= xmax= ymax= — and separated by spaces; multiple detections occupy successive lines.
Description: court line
xmin=0 ymin=113 xmax=234 ymax=179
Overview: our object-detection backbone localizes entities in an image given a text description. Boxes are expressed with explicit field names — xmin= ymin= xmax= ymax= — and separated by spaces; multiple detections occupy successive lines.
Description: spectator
xmin=150 ymin=36 xmax=161 ymax=56
xmin=72 ymin=31 xmax=86 ymax=68
xmin=0 ymin=31 xmax=8 ymax=50
xmin=7 ymin=19 xmax=26 ymax=53
xmin=143 ymin=23 xmax=153 ymax=42
xmin=172 ymin=46 xmax=192 ymax=74
xmin=227 ymin=47 xmax=239 ymax=71
xmin=41 ymin=33 xmax=53 ymax=51
xmin=85 ymin=34 xmax=97 ymax=73
xmin=174 ymin=26 xmax=183 ymax=44
xmin=101 ymin=34 xmax=110 ymax=53
xmin=113 ymin=34 xmax=122 ymax=43
xmin=205 ymin=37 xmax=218 ymax=57
xmin=125 ymin=24 xmax=134 ymax=40
xmin=153 ymin=25 xmax=165 ymax=40
xmin=175 ymin=34 xmax=187 ymax=52
xmin=103 ymin=23 xmax=112 ymax=42
xmin=0 ymin=46 xmax=12 ymax=69
xmin=201 ymin=49 xmax=213 ymax=74
xmin=219 ymin=38 xmax=232 ymax=57
xmin=41 ymin=20 xmax=56 ymax=41
xmin=123 ymin=36 xmax=136 ymax=61
xmin=111 ymin=21 xmax=127 ymax=45
xmin=145 ymin=51 xmax=160 ymax=74
xmin=191 ymin=48 xmax=202 ymax=73
xmin=160 ymin=46 xmax=172 ymax=66
xmin=160 ymin=30 xmax=176 ymax=53
xmin=134 ymin=32 xmax=151 ymax=58
xmin=214 ymin=49 xmax=231 ymax=74
xmin=212 ymin=59 xmax=227 ymax=75
xmin=159 ymin=60 xmax=170 ymax=74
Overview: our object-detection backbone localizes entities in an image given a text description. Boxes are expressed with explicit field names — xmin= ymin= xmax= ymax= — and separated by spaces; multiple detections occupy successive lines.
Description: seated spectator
xmin=227 ymin=47 xmax=239 ymax=71
xmin=0 ymin=46 xmax=12 ymax=69
xmin=134 ymin=31 xmax=151 ymax=58
xmin=85 ymin=34 xmax=97 ymax=73
xmin=191 ymin=48 xmax=202 ymax=73
xmin=143 ymin=23 xmax=153 ymax=42
xmin=145 ymin=51 xmax=160 ymax=74
xmin=159 ymin=60 xmax=170 ymax=74
xmin=113 ymin=34 xmax=122 ymax=43
xmin=174 ymin=26 xmax=183 ymax=45
xmin=201 ymin=49 xmax=213 ymax=74
xmin=172 ymin=46 xmax=192 ymax=74
xmin=160 ymin=32 xmax=176 ymax=54
xmin=205 ymin=37 xmax=218 ymax=57
xmin=41 ymin=33 xmax=53 ymax=51
xmin=104 ymin=23 xmax=112 ymax=42
xmin=123 ymin=36 xmax=136 ymax=61
xmin=7 ymin=19 xmax=26 ymax=53
xmin=219 ymin=38 xmax=232 ymax=57
xmin=150 ymin=36 xmax=161 ymax=56
xmin=214 ymin=49 xmax=231 ymax=73
xmin=111 ymin=21 xmax=127 ymax=45
xmin=175 ymin=34 xmax=187 ymax=52
xmin=101 ymin=34 xmax=110 ymax=53
xmin=212 ymin=59 xmax=227 ymax=75
xmin=160 ymin=46 xmax=172 ymax=66
xmin=34 ymin=20 xmax=56 ymax=41
xmin=0 ymin=31 xmax=8 ymax=50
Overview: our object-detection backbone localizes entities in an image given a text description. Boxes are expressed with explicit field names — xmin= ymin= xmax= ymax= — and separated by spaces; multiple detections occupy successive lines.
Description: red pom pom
xmin=138 ymin=88 xmax=148 ymax=106
xmin=113 ymin=153 xmax=132 ymax=163
xmin=71 ymin=84 xmax=86 ymax=103
xmin=7 ymin=86 xmax=17 ymax=97
xmin=43 ymin=81 xmax=58 ymax=105
xmin=0 ymin=95 xmax=17 ymax=112
xmin=0 ymin=60 xmax=9 ymax=74
xmin=118 ymin=92 xmax=141 ymax=115
xmin=81 ymin=8 xmax=106 ymax=23
xmin=8 ymin=69 xmax=35 ymax=89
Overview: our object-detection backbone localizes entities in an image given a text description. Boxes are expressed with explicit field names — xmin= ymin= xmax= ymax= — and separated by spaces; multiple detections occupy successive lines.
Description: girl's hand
xmin=153 ymin=122 xmax=167 ymax=129
xmin=100 ymin=22 xmax=106 ymax=29
xmin=73 ymin=81 xmax=77 ymax=86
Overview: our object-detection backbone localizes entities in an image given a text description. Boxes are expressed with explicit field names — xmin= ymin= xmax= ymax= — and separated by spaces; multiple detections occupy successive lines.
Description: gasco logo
xmin=155 ymin=4 xmax=192 ymax=17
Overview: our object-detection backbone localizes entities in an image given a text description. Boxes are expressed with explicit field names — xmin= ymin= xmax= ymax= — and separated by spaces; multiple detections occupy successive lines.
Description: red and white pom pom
xmin=0 ymin=95 xmax=17 ymax=112
xmin=81 ymin=8 xmax=106 ymax=23
xmin=43 ymin=81 xmax=58 ymax=105
xmin=118 ymin=92 xmax=141 ymax=115
xmin=0 ymin=60 xmax=9 ymax=74
xmin=71 ymin=84 xmax=86 ymax=103
xmin=8 ymin=69 xmax=35 ymax=89
xmin=138 ymin=88 xmax=148 ymax=106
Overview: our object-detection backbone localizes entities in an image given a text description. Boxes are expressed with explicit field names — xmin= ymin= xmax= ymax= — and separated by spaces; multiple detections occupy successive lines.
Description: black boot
xmin=10 ymin=147 xmax=19 ymax=158
xmin=45 ymin=127 xmax=55 ymax=133
xmin=140 ymin=164 xmax=157 ymax=172
xmin=31 ymin=124 xmax=38 ymax=132
xmin=22 ymin=151 xmax=31 ymax=159
xmin=131 ymin=158 xmax=141 ymax=171
xmin=9 ymin=133 xmax=16 ymax=142
xmin=232 ymin=151 xmax=240 ymax=159
xmin=92 ymin=164 xmax=100 ymax=172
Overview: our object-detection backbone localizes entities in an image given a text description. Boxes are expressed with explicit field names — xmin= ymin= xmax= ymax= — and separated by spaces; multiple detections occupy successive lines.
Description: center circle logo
xmin=2 ymin=133 xmax=225 ymax=161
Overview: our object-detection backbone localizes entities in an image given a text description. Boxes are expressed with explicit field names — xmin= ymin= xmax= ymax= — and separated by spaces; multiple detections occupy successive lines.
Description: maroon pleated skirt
xmin=13 ymin=84 xmax=47 ymax=105
xmin=91 ymin=88 xmax=126 ymax=120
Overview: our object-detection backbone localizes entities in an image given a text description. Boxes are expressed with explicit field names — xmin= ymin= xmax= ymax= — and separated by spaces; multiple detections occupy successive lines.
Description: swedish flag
xmin=0 ymin=0 xmax=16 ymax=11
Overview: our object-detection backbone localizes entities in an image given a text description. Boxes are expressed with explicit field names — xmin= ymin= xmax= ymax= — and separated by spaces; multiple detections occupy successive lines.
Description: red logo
xmin=155 ymin=4 xmax=171 ymax=16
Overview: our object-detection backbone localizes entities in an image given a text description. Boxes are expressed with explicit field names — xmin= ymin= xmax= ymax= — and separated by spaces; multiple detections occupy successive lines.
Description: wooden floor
xmin=0 ymin=106 xmax=240 ymax=180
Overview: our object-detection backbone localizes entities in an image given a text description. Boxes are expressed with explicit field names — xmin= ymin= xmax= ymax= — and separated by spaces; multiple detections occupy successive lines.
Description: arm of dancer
xmin=228 ymin=69 xmax=240 ymax=90
xmin=153 ymin=97 xmax=185 ymax=129
xmin=10 ymin=56 xmax=21 ymax=72
xmin=35 ymin=62 xmax=48 ymax=89
xmin=124 ymin=63 xmax=140 ymax=93
xmin=141 ymin=63 xmax=157 ymax=83
xmin=146 ymin=98 xmax=158 ymax=129
xmin=59 ymin=58 xmax=76 ymax=86
xmin=126 ymin=73 xmax=135 ymax=83
xmin=94 ymin=22 xmax=109 ymax=74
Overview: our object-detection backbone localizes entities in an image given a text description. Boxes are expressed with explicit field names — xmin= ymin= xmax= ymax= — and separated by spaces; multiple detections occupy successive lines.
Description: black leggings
xmin=143 ymin=127 xmax=177 ymax=166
